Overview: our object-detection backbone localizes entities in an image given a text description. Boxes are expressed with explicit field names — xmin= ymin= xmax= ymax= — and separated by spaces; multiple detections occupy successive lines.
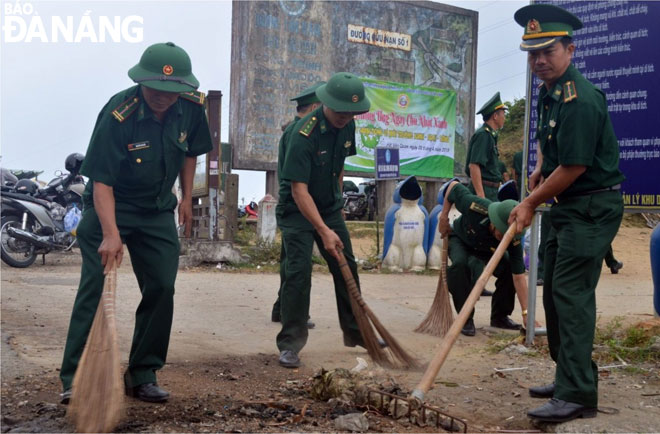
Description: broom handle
xmin=336 ymin=251 xmax=366 ymax=310
xmin=411 ymin=224 xmax=517 ymax=400
xmin=101 ymin=265 xmax=118 ymax=333
xmin=441 ymin=235 xmax=449 ymax=292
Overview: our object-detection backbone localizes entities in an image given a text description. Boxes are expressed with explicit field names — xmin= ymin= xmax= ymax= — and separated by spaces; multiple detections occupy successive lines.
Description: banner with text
xmin=346 ymin=78 xmax=456 ymax=179
xmin=525 ymin=1 xmax=660 ymax=211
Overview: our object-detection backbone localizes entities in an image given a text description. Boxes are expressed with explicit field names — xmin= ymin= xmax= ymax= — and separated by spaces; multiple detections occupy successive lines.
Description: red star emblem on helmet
xmin=163 ymin=65 xmax=174 ymax=75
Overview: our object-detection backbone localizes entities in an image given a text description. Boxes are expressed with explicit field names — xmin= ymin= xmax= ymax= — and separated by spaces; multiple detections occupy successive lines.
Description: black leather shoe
xmin=609 ymin=261 xmax=623 ymax=274
xmin=343 ymin=334 xmax=388 ymax=349
xmin=461 ymin=318 xmax=476 ymax=336
xmin=527 ymin=398 xmax=597 ymax=422
xmin=126 ymin=383 xmax=169 ymax=403
xmin=279 ymin=350 xmax=301 ymax=368
xmin=490 ymin=316 xmax=522 ymax=330
xmin=481 ymin=289 xmax=494 ymax=297
xmin=529 ymin=383 xmax=555 ymax=398
xmin=60 ymin=388 xmax=72 ymax=405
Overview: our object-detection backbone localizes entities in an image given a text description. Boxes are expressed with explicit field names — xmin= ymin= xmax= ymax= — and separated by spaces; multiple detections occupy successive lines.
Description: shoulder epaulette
xmin=299 ymin=115 xmax=318 ymax=137
xmin=111 ymin=96 xmax=140 ymax=122
xmin=563 ymin=81 xmax=578 ymax=103
xmin=469 ymin=201 xmax=489 ymax=216
xmin=180 ymin=91 xmax=206 ymax=105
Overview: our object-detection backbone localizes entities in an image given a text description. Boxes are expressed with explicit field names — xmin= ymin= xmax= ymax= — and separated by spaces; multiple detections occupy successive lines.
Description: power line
xmin=477 ymin=1 xmax=498 ymax=11
xmin=478 ymin=71 xmax=526 ymax=90
xmin=478 ymin=48 xmax=521 ymax=67
xmin=479 ymin=18 xmax=514 ymax=34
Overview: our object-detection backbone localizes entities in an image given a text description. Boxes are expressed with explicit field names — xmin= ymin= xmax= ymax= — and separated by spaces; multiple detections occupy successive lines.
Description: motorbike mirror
xmin=54 ymin=169 xmax=63 ymax=177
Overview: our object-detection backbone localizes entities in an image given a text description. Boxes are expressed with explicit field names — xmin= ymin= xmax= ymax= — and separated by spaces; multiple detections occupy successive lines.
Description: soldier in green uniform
xmin=59 ymin=42 xmax=212 ymax=403
xmin=465 ymin=92 xmax=508 ymax=200
xmin=271 ymin=82 xmax=325 ymax=328
xmin=438 ymin=181 xmax=531 ymax=337
xmin=509 ymin=5 xmax=625 ymax=422
xmin=276 ymin=72 xmax=373 ymax=368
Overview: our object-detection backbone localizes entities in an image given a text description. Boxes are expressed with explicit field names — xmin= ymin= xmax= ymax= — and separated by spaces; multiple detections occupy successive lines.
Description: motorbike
xmin=1 ymin=153 xmax=85 ymax=268
xmin=343 ymin=180 xmax=376 ymax=221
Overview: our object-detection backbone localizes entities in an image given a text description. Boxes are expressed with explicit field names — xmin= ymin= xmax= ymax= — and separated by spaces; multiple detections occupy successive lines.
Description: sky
xmin=0 ymin=0 xmax=529 ymax=203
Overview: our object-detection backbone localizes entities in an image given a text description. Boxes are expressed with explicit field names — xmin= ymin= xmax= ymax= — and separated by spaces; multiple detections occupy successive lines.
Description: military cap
xmin=291 ymin=82 xmax=325 ymax=106
xmin=128 ymin=42 xmax=199 ymax=93
xmin=488 ymin=199 xmax=524 ymax=240
xmin=514 ymin=4 xmax=583 ymax=52
xmin=477 ymin=92 xmax=507 ymax=116
xmin=316 ymin=72 xmax=371 ymax=114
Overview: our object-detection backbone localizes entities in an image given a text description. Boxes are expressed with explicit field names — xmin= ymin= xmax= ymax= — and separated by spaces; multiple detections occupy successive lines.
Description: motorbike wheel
xmin=1 ymin=214 xmax=37 ymax=268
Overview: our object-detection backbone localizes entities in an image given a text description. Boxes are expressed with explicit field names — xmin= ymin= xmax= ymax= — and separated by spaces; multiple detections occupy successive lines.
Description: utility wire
xmin=479 ymin=18 xmax=514 ymax=34
xmin=478 ymin=71 xmax=526 ymax=90
xmin=478 ymin=48 xmax=521 ymax=66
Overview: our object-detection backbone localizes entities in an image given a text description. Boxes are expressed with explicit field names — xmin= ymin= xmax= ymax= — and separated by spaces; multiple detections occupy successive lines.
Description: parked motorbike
xmin=343 ymin=180 xmax=376 ymax=221
xmin=1 ymin=153 xmax=85 ymax=268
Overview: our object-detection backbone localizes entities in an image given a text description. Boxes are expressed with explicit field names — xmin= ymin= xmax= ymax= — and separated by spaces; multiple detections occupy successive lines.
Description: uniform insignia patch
xmin=178 ymin=131 xmax=187 ymax=143
xmin=563 ymin=81 xmax=578 ymax=102
xmin=549 ymin=119 xmax=556 ymax=128
xmin=512 ymin=240 xmax=521 ymax=247
xmin=180 ymin=91 xmax=206 ymax=105
xmin=127 ymin=141 xmax=150 ymax=151
xmin=469 ymin=201 xmax=489 ymax=216
xmin=344 ymin=141 xmax=352 ymax=148
xmin=299 ymin=116 xmax=318 ymax=137
xmin=111 ymin=96 xmax=140 ymax=122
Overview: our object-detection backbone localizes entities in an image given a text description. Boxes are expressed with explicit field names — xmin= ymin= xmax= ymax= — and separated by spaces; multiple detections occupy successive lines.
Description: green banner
xmin=346 ymin=78 xmax=456 ymax=178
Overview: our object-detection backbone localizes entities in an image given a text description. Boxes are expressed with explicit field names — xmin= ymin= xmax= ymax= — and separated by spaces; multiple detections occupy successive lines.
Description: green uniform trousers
xmin=60 ymin=206 xmax=179 ymax=390
xmin=446 ymin=234 xmax=516 ymax=321
xmin=271 ymin=243 xmax=286 ymax=319
xmin=276 ymin=211 xmax=361 ymax=353
xmin=468 ymin=181 xmax=499 ymax=202
xmin=543 ymin=191 xmax=623 ymax=407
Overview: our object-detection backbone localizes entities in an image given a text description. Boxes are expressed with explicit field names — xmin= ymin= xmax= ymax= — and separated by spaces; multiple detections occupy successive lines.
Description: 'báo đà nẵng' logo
xmin=2 ymin=1 xmax=143 ymax=43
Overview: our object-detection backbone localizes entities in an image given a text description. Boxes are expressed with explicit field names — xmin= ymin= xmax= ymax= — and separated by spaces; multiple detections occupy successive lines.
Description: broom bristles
xmin=68 ymin=268 xmax=123 ymax=433
xmin=338 ymin=252 xmax=419 ymax=369
xmin=415 ymin=236 xmax=454 ymax=337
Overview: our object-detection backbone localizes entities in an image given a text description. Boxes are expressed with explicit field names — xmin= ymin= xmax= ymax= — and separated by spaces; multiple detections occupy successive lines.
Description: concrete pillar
xmin=257 ymin=194 xmax=278 ymax=243
xmin=424 ymin=181 xmax=441 ymax=212
xmin=265 ymin=170 xmax=279 ymax=199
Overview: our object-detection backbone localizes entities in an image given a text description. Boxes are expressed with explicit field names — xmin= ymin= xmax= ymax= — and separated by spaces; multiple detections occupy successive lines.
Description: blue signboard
xmin=375 ymin=147 xmax=400 ymax=180
xmin=524 ymin=1 xmax=660 ymax=211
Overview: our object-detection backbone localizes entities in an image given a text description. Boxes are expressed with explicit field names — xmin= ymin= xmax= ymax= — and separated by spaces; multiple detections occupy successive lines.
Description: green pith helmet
xmin=477 ymin=91 xmax=507 ymax=116
xmin=514 ymin=4 xmax=583 ymax=52
xmin=128 ymin=42 xmax=199 ymax=93
xmin=291 ymin=81 xmax=325 ymax=106
xmin=488 ymin=199 xmax=523 ymax=239
xmin=315 ymin=72 xmax=371 ymax=114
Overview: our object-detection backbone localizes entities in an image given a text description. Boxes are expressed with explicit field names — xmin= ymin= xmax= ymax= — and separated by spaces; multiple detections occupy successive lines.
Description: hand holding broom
xmin=68 ymin=265 xmax=123 ymax=433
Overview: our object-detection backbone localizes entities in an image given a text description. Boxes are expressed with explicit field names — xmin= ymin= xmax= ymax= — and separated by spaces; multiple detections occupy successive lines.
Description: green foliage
xmin=594 ymin=317 xmax=660 ymax=365
xmin=497 ymin=97 xmax=526 ymax=172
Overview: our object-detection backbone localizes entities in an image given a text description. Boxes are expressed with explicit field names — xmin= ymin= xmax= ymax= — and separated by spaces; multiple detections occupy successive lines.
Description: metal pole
xmin=525 ymin=210 xmax=540 ymax=345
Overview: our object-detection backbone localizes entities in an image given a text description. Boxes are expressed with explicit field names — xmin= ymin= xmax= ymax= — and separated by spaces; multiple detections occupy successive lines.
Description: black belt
xmin=473 ymin=179 xmax=501 ymax=188
xmin=556 ymin=184 xmax=621 ymax=202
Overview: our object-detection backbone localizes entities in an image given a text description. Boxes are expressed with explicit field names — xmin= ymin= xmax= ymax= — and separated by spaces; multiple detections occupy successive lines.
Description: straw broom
xmin=68 ymin=266 xmax=123 ymax=433
xmin=336 ymin=250 xmax=419 ymax=369
xmin=414 ymin=235 xmax=454 ymax=336
xmin=410 ymin=225 xmax=516 ymax=401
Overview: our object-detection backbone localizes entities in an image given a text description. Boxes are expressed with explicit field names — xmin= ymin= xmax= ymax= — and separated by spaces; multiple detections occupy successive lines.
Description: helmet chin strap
xmin=135 ymin=76 xmax=197 ymax=88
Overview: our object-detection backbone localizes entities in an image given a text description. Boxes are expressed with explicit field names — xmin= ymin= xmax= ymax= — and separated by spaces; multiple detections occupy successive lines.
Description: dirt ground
xmin=1 ymin=225 xmax=659 ymax=433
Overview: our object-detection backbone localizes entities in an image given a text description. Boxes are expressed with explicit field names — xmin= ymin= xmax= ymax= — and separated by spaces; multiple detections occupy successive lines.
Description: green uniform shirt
xmin=536 ymin=64 xmax=624 ymax=195
xmin=465 ymin=124 xmax=502 ymax=183
xmin=277 ymin=116 xmax=300 ymax=182
xmin=80 ymin=85 xmax=212 ymax=212
xmin=277 ymin=106 xmax=356 ymax=220
xmin=449 ymin=183 xmax=525 ymax=274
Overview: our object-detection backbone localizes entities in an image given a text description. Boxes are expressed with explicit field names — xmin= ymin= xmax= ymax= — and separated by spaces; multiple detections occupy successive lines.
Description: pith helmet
xmin=315 ymin=72 xmax=371 ymax=113
xmin=128 ymin=42 xmax=199 ymax=92
xmin=291 ymin=82 xmax=325 ymax=106
xmin=477 ymin=92 xmax=507 ymax=116
xmin=514 ymin=4 xmax=583 ymax=52
xmin=488 ymin=199 xmax=524 ymax=240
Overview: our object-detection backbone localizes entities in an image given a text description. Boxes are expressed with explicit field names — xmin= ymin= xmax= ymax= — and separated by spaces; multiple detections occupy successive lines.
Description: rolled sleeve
xmin=185 ymin=105 xmax=213 ymax=157
xmin=79 ymin=108 xmax=125 ymax=187
xmin=280 ymin=132 xmax=313 ymax=184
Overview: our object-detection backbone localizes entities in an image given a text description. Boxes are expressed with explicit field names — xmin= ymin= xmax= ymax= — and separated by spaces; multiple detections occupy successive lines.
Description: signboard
xmin=524 ymin=1 xmax=660 ymax=211
xmin=230 ymin=1 xmax=478 ymax=177
xmin=375 ymin=147 xmax=400 ymax=180
xmin=347 ymin=78 xmax=456 ymax=178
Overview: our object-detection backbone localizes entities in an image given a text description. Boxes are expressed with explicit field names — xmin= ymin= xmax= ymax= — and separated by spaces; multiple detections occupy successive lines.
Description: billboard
xmin=524 ymin=1 xmax=660 ymax=211
xmin=230 ymin=1 xmax=478 ymax=177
